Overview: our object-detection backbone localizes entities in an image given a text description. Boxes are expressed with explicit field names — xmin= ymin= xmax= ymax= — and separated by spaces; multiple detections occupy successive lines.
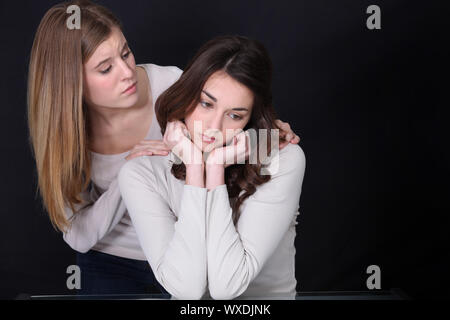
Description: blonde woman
xmin=27 ymin=0 xmax=300 ymax=295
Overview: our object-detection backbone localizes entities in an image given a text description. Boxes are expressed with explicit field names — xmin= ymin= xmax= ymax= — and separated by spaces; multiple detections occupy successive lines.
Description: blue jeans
xmin=76 ymin=250 xmax=169 ymax=297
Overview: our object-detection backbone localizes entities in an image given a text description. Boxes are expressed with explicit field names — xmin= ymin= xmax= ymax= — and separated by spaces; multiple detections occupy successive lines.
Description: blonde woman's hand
xmin=125 ymin=140 xmax=170 ymax=161
xmin=276 ymin=119 xmax=301 ymax=149
xmin=163 ymin=121 xmax=203 ymax=166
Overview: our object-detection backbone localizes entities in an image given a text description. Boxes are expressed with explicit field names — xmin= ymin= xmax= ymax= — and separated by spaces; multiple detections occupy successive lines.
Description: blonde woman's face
xmin=184 ymin=71 xmax=254 ymax=152
xmin=83 ymin=27 xmax=138 ymax=110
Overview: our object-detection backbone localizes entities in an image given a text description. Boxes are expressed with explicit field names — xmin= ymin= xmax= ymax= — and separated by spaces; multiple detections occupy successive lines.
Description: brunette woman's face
xmin=184 ymin=70 xmax=254 ymax=152
xmin=83 ymin=27 xmax=138 ymax=110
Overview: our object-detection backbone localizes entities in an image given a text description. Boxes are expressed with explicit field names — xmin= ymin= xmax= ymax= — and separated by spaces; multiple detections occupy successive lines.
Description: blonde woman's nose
xmin=119 ymin=59 xmax=134 ymax=79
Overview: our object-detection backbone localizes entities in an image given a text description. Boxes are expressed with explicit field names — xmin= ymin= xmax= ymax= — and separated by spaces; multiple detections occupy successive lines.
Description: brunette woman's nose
xmin=208 ymin=112 xmax=223 ymax=132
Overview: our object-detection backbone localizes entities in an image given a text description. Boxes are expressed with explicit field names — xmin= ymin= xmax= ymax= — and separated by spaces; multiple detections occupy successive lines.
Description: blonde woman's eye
xmin=100 ymin=66 xmax=112 ymax=74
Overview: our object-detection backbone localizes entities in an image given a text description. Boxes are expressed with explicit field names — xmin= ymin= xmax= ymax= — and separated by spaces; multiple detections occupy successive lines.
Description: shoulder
xmin=138 ymin=63 xmax=183 ymax=98
xmin=263 ymin=143 xmax=306 ymax=178
xmin=142 ymin=63 xmax=182 ymax=83
xmin=153 ymin=64 xmax=183 ymax=81
xmin=163 ymin=65 xmax=183 ymax=80
xmin=118 ymin=154 xmax=172 ymax=188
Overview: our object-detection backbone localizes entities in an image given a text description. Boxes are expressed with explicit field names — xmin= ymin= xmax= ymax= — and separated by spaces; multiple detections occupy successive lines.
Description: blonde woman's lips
xmin=122 ymin=82 xmax=137 ymax=94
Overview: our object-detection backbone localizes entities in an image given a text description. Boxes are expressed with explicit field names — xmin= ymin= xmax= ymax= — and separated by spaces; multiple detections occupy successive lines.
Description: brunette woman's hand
xmin=206 ymin=130 xmax=250 ymax=168
xmin=163 ymin=121 xmax=203 ymax=166
xmin=276 ymin=119 xmax=301 ymax=150
xmin=125 ymin=140 xmax=170 ymax=161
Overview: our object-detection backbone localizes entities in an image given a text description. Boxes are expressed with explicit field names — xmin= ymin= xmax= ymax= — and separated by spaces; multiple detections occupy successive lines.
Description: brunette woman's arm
xmin=205 ymin=144 xmax=306 ymax=300
xmin=118 ymin=156 xmax=207 ymax=300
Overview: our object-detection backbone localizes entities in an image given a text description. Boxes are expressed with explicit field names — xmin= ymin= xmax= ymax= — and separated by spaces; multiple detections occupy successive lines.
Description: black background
xmin=0 ymin=0 xmax=448 ymax=300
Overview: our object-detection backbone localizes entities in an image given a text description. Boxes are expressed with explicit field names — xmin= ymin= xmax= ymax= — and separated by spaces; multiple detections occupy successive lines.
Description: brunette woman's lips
xmin=122 ymin=82 xmax=137 ymax=95
xmin=202 ymin=134 xmax=215 ymax=144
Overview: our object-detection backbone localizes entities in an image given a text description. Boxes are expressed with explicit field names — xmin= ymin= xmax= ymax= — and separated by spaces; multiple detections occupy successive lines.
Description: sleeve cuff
xmin=184 ymin=184 xmax=208 ymax=192
xmin=206 ymin=184 xmax=232 ymax=221
xmin=206 ymin=184 xmax=227 ymax=194
xmin=177 ymin=184 xmax=208 ymax=223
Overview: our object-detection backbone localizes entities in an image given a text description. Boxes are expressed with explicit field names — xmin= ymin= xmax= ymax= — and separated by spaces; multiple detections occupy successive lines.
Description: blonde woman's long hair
xmin=27 ymin=0 xmax=122 ymax=232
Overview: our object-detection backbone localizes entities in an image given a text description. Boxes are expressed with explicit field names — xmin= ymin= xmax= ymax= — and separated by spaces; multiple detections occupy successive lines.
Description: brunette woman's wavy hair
xmin=155 ymin=35 xmax=287 ymax=224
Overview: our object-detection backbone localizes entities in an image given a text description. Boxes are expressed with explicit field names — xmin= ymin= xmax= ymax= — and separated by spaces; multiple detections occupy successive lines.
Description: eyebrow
xmin=94 ymin=42 xmax=129 ymax=69
xmin=201 ymin=90 xmax=250 ymax=112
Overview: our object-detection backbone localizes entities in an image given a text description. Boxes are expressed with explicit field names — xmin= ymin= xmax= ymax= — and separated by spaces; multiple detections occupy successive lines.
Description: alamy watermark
xmin=366 ymin=5 xmax=381 ymax=30
xmin=67 ymin=4 xmax=381 ymax=31
xmin=66 ymin=5 xmax=81 ymax=30
xmin=366 ymin=264 xmax=381 ymax=290
xmin=170 ymin=121 xmax=281 ymax=175
xmin=66 ymin=265 xmax=81 ymax=290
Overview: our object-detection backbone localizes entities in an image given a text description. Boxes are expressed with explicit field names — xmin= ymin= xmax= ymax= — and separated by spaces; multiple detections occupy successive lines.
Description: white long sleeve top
xmin=118 ymin=143 xmax=306 ymax=300
xmin=62 ymin=64 xmax=183 ymax=260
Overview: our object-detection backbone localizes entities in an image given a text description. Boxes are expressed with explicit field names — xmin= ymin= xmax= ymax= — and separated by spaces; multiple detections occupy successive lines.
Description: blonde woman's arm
xmin=62 ymin=138 xmax=173 ymax=252
xmin=62 ymin=178 xmax=127 ymax=253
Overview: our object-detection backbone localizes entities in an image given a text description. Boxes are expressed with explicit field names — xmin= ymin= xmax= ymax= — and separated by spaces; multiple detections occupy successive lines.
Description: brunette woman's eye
xmin=230 ymin=113 xmax=243 ymax=120
xmin=123 ymin=51 xmax=131 ymax=59
xmin=200 ymin=101 xmax=213 ymax=108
